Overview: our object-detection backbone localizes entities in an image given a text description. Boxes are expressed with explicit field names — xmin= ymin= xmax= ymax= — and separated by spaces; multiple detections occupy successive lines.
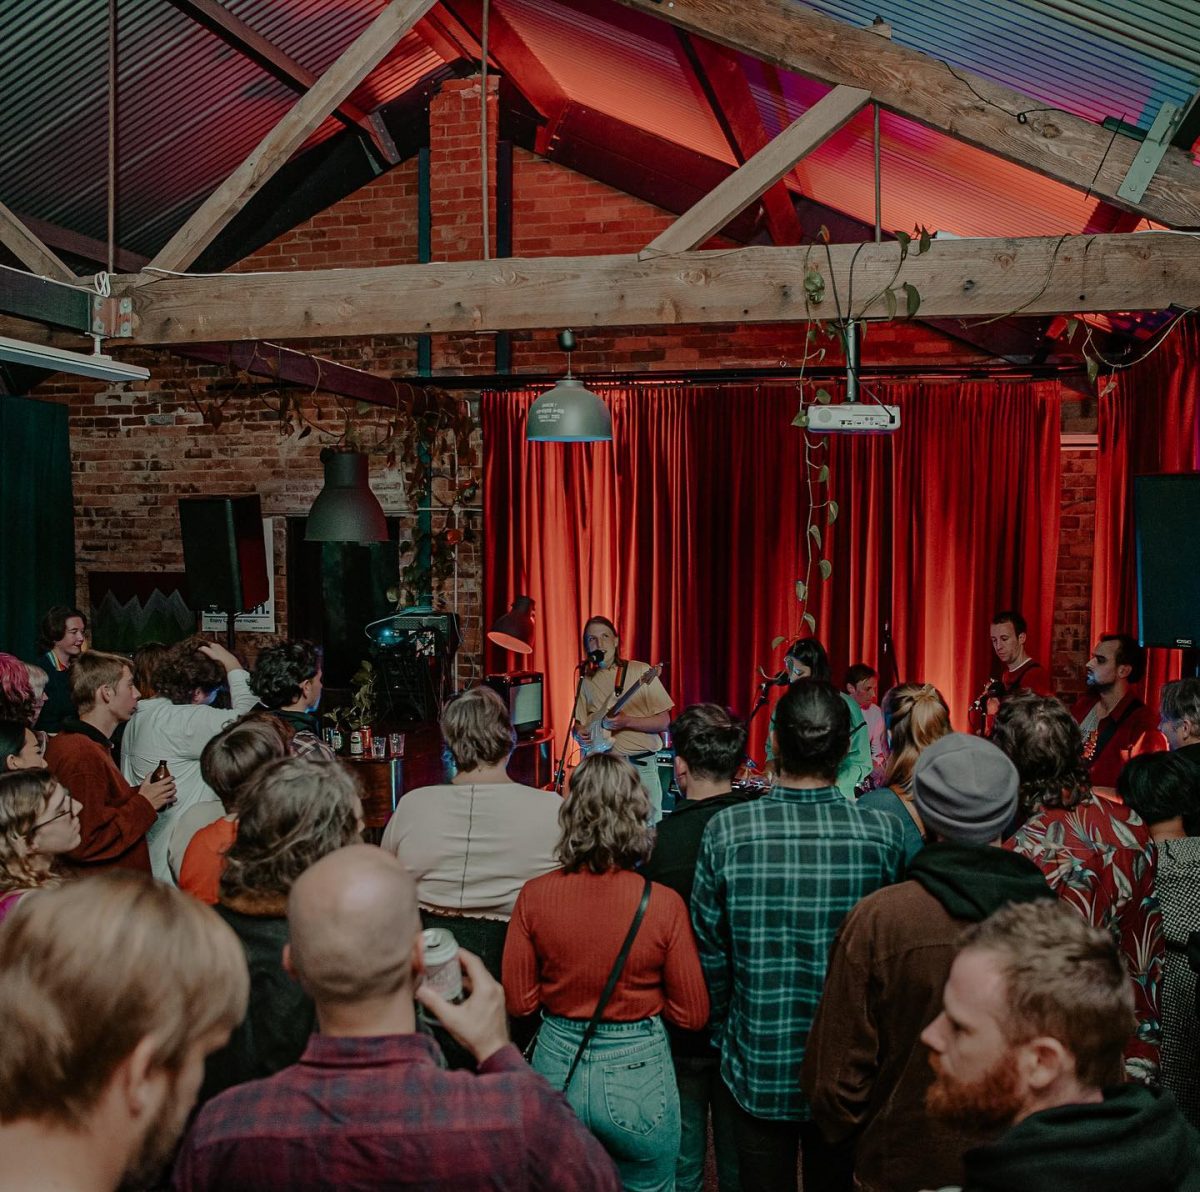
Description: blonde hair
xmin=960 ymin=901 xmax=1134 ymax=1088
xmin=557 ymin=754 xmax=654 ymax=873
xmin=24 ymin=664 xmax=48 ymax=701
xmin=441 ymin=686 xmax=516 ymax=772
xmin=69 ymin=650 xmax=132 ymax=714
xmin=0 ymin=771 xmax=63 ymax=894
xmin=219 ymin=757 xmax=362 ymax=905
xmin=0 ymin=870 xmax=249 ymax=1127
xmin=882 ymin=683 xmax=951 ymax=794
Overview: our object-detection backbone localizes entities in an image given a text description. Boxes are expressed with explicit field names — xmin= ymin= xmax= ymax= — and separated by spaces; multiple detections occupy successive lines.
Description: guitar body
xmin=577 ymin=662 xmax=664 ymax=758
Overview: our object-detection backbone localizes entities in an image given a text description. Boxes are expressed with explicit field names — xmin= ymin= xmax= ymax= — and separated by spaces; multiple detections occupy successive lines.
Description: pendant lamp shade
xmin=526 ymin=377 xmax=612 ymax=442
xmin=305 ymin=449 xmax=388 ymax=542
xmin=487 ymin=596 xmax=535 ymax=654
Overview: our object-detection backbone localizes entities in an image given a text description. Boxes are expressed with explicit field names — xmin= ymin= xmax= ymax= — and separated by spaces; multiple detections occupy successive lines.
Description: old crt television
xmin=484 ymin=671 xmax=544 ymax=738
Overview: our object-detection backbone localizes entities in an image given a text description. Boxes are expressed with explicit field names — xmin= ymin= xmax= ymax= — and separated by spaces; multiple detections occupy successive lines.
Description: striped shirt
xmin=691 ymin=784 xmax=905 ymax=1121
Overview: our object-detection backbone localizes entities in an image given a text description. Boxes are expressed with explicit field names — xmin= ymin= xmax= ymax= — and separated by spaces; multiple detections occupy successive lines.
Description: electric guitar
xmin=578 ymin=662 xmax=665 ymax=757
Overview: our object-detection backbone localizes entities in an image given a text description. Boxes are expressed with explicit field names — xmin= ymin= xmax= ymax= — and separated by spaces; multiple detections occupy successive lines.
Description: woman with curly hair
xmin=857 ymin=683 xmax=951 ymax=861
xmin=120 ymin=636 xmax=259 ymax=883
xmin=0 ymin=771 xmax=82 ymax=922
xmin=995 ymin=692 xmax=1164 ymax=1085
xmin=503 ymin=753 xmax=709 ymax=1192
xmin=201 ymin=755 xmax=363 ymax=1104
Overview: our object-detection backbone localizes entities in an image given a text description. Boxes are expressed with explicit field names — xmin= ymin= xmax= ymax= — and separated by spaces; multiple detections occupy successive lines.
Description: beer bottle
xmin=151 ymin=759 xmax=171 ymax=782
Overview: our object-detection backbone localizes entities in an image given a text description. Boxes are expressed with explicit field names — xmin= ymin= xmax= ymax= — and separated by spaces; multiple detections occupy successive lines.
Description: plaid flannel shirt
xmin=173 ymin=1034 xmax=621 ymax=1192
xmin=691 ymin=785 xmax=905 ymax=1121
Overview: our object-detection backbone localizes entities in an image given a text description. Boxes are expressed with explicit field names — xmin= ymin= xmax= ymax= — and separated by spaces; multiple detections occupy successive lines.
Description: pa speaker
xmin=178 ymin=496 xmax=269 ymax=614
xmin=1134 ymin=473 xmax=1200 ymax=648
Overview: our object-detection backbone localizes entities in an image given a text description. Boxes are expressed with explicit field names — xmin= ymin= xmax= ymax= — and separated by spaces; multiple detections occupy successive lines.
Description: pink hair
xmin=0 ymin=655 xmax=34 ymax=722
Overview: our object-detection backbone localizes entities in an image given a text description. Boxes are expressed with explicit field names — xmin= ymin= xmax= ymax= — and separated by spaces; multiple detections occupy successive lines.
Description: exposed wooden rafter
xmin=148 ymin=0 xmax=437 ymax=275
xmin=175 ymin=342 xmax=402 ymax=408
xmin=0 ymin=201 xmax=75 ymax=281
xmin=675 ymin=32 xmax=804 ymax=245
xmin=165 ymin=0 xmax=400 ymax=163
xmin=611 ymin=0 xmax=1200 ymax=229
xmin=119 ymin=232 xmax=1200 ymax=344
xmin=441 ymin=0 xmax=568 ymax=153
xmin=642 ymin=85 xmax=869 ymax=256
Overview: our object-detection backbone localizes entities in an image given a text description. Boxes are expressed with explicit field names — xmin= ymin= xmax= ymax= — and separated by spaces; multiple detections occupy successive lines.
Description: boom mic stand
xmin=746 ymin=670 xmax=789 ymax=771
xmin=554 ymin=659 xmax=591 ymax=796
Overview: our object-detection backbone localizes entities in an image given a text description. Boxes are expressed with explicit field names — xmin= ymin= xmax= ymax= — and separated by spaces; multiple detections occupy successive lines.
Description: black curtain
xmin=0 ymin=396 xmax=76 ymax=659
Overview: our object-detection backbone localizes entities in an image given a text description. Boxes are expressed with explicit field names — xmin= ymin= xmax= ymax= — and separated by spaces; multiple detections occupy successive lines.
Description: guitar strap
xmin=613 ymin=660 xmax=628 ymax=697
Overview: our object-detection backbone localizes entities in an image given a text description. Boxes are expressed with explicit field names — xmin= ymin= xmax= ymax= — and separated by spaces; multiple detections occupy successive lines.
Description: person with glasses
xmin=0 ymin=770 xmax=82 ymax=923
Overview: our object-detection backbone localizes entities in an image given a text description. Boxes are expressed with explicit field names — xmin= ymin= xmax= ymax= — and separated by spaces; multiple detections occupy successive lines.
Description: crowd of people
xmin=1 ymin=604 xmax=1199 ymax=1192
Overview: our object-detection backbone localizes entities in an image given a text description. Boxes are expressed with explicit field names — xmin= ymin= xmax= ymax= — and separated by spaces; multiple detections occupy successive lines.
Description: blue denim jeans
xmin=532 ymin=1014 xmax=680 ymax=1192
xmin=674 ymin=1054 xmax=740 ymax=1192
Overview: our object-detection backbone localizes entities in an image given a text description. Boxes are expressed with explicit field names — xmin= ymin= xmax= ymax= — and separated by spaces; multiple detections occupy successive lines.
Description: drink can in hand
xmin=421 ymin=928 xmax=464 ymax=1003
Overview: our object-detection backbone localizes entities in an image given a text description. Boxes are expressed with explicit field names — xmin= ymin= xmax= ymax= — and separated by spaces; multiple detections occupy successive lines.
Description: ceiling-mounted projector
xmin=804 ymin=404 xmax=900 ymax=434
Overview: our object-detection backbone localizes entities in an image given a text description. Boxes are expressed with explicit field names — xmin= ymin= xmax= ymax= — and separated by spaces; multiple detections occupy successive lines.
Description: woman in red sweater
xmin=503 ymin=753 xmax=709 ymax=1192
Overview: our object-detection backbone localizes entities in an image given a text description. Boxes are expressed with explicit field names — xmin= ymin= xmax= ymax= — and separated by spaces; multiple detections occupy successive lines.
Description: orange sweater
xmin=179 ymin=817 xmax=238 ymax=905
xmin=502 ymin=868 xmax=709 ymax=1028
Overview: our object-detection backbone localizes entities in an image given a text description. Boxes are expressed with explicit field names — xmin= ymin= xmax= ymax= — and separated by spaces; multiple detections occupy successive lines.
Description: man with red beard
xmin=0 ymin=872 xmax=248 ymax=1192
xmin=921 ymin=901 xmax=1200 ymax=1192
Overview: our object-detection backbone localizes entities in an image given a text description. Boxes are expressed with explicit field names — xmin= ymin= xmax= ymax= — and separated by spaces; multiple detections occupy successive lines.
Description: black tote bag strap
xmin=562 ymin=876 xmax=652 ymax=1094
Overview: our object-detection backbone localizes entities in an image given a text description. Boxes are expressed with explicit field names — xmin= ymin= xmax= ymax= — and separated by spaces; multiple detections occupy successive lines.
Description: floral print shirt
xmin=1006 ymin=794 xmax=1164 ymax=1083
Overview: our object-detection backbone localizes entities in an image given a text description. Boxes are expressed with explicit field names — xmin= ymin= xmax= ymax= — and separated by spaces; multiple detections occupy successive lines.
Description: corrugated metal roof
xmin=802 ymin=0 xmax=1200 ymax=134
xmin=0 ymin=0 xmax=1196 ymax=268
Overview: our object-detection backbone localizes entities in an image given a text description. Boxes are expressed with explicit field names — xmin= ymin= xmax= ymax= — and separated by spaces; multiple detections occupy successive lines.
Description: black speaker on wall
xmin=1134 ymin=473 xmax=1200 ymax=649
xmin=178 ymin=495 xmax=269 ymax=614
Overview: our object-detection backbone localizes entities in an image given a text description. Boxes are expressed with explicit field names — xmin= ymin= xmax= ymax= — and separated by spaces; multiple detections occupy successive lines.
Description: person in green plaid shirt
xmin=691 ymin=679 xmax=906 ymax=1191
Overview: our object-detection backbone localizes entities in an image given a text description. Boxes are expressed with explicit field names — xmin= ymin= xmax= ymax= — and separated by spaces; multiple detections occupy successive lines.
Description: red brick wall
xmin=1050 ymin=446 xmax=1098 ymax=700
xmin=35 ymin=73 xmax=1077 ymax=688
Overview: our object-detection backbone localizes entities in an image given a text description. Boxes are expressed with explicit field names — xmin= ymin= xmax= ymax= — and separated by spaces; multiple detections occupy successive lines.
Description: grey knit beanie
xmin=913 ymin=732 xmax=1018 ymax=845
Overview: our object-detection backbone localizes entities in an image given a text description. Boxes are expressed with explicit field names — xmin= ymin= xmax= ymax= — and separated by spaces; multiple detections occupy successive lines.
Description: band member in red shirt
xmin=970 ymin=610 xmax=1053 ymax=736
xmin=1071 ymin=634 xmax=1167 ymax=790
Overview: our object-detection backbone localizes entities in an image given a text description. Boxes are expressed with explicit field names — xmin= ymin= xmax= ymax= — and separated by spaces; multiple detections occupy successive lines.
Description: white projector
xmin=804 ymin=404 xmax=901 ymax=434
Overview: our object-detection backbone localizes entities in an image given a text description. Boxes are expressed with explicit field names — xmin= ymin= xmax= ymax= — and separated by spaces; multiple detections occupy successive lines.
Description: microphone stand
xmin=746 ymin=673 xmax=787 ymax=772
xmin=553 ymin=661 xmax=590 ymax=796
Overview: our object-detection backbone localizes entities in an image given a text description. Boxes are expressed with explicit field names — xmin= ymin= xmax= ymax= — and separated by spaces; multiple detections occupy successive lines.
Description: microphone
xmin=578 ymin=649 xmax=604 ymax=669
xmin=761 ymin=669 xmax=789 ymax=688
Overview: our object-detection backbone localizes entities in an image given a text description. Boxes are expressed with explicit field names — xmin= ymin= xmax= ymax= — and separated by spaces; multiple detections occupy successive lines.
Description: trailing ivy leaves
xmin=802 ymin=611 xmax=817 ymax=633
xmin=792 ymin=407 xmax=808 ymax=428
xmin=818 ymin=464 xmax=830 ymax=483
xmin=902 ymin=282 xmax=921 ymax=318
xmin=808 ymin=524 xmax=822 ymax=549
xmin=827 ymin=499 xmax=839 ymax=525
xmin=895 ymin=229 xmax=911 ymax=261
xmin=884 ymin=287 xmax=898 ymax=320
xmin=804 ymin=268 xmax=826 ymax=305
xmin=772 ymin=634 xmax=787 ymax=649
xmin=796 ymin=580 xmax=808 ymax=602
xmin=819 ymin=558 xmax=833 ymax=580
xmin=1086 ymin=355 xmax=1100 ymax=385
xmin=815 ymin=387 xmax=832 ymax=405
xmin=918 ymin=226 xmax=932 ymax=255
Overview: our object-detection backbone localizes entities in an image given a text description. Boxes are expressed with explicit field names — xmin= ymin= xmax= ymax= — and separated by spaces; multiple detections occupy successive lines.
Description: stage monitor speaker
xmin=1134 ymin=473 xmax=1200 ymax=649
xmin=178 ymin=495 xmax=269 ymax=614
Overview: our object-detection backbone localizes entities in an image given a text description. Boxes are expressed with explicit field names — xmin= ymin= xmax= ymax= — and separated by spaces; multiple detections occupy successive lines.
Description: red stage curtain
xmin=484 ymin=379 xmax=1061 ymax=763
xmin=1092 ymin=316 xmax=1200 ymax=705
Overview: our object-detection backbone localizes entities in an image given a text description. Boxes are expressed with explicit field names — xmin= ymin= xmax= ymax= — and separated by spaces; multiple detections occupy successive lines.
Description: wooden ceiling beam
xmin=166 ymin=0 xmax=399 ymax=163
xmin=675 ymin=32 xmax=804 ymax=245
xmin=642 ymin=84 xmax=868 ymax=256
xmin=120 ymin=231 xmax=1200 ymax=344
xmin=148 ymin=0 xmax=437 ymax=275
xmin=0 ymin=200 xmax=76 ymax=281
xmin=611 ymin=0 xmax=1200 ymax=229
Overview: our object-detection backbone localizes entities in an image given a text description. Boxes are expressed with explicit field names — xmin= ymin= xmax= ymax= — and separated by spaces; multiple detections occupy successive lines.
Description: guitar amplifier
xmin=483 ymin=671 xmax=544 ymax=738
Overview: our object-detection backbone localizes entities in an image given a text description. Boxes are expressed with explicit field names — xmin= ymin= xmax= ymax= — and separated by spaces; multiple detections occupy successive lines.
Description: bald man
xmin=172 ymin=845 xmax=620 ymax=1192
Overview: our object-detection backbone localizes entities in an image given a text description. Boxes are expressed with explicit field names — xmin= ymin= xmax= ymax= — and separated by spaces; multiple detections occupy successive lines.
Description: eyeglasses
xmin=29 ymin=804 xmax=76 ymax=838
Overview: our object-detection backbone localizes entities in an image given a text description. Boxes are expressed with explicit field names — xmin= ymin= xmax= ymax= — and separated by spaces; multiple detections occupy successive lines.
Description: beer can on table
xmin=349 ymin=730 xmax=364 ymax=757
xmin=421 ymin=928 xmax=464 ymax=1003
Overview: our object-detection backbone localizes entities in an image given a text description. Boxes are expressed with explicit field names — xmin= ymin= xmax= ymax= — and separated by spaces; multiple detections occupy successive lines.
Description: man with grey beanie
xmin=802 ymin=733 xmax=1053 ymax=1192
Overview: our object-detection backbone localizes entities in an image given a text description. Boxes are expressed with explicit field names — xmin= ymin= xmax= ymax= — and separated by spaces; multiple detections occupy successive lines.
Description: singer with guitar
xmin=573 ymin=616 xmax=674 ymax=823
